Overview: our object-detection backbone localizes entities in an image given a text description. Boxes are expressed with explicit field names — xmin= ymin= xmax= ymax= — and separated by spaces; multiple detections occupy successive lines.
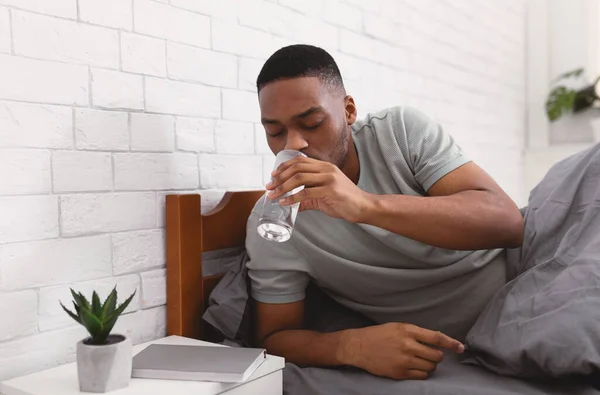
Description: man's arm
xmin=254 ymin=300 xmax=465 ymax=380
xmin=255 ymin=300 xmax=347 ymax=367
xmin=362 ymin=162 xmax=524 ymax=250
xmin=269 ymin=158 xmax=524 ymax=252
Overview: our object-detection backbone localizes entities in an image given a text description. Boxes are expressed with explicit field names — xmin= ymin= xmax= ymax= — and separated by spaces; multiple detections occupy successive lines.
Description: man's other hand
xmin=340 ymin=322 xmax=465 ymax=380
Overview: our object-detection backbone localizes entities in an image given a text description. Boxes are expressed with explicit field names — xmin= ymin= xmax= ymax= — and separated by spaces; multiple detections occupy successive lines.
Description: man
xmin=245 ymin=44 xmax=524 ymax=381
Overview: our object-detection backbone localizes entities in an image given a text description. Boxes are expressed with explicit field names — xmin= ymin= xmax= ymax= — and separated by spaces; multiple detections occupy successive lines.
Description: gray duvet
xmin=464 ymin=143 xmax=600 ymax=381
xmin=203 ymin=143 xmax=600 ymax=394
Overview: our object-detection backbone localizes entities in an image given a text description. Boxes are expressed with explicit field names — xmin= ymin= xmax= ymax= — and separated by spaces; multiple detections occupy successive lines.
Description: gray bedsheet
xmin=284 ymin=354 xmax=598 ymax=395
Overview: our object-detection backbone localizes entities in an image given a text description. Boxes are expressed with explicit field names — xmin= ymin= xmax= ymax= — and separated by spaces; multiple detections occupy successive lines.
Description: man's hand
xmin=254 ymin=300 xmax=463 ymax=381
xmin=266 ymin=156 xmax=370 ymax=223
xmin=341 ymin=323 xmax=465 ymax=380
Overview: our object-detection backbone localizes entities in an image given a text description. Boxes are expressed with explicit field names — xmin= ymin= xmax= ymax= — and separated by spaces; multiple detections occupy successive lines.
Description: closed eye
xmin=267 ymin=130 xmax=285 ymax=138
xmin=302 ymin=122 xmax=322 ymax=131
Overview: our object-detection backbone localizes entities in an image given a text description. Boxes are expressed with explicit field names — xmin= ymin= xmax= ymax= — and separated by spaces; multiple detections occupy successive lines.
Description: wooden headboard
xmin=165 ymin=191 xmax=264 ymax=341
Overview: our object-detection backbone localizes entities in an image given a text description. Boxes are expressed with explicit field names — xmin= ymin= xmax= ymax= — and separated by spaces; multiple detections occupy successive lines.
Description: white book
xmin=131 ymin=344 xmax=267 ymax=383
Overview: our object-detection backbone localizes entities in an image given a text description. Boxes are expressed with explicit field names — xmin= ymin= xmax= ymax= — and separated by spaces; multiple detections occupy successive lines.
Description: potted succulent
xmin=61 ymin=287 xmax=136 ymax=393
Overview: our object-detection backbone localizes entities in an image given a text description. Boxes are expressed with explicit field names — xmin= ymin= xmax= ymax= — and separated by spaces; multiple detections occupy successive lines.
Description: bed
xmin=164 ymin=170 xmax=600 ymax=395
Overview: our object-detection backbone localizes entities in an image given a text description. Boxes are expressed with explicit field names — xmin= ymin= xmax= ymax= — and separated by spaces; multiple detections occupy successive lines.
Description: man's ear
xmin=344 ymin=95 xmax=357 ymax=125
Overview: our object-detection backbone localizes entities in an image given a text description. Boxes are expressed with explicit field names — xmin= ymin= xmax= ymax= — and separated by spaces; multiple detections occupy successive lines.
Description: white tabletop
xmin=0 ymin=335 xmax=285 ymax=395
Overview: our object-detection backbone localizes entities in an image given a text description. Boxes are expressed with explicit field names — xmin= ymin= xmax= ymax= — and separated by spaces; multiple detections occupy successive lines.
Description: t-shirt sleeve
xmin=245 ymin=210 xmax=310 ymax=304
xmin=400 ymin=107 xmax=471 ymax=191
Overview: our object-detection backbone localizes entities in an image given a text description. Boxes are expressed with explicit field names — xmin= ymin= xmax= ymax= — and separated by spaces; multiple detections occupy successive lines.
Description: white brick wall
xmin=0 ymin=150 xmax=51 ymax=195
xmin=198 ymin=154 xmax=262 ymax=189
xmin=169 ymin=0 xmax=238 ymax=19
xmin=238 ymin=58 xmax=263 ymax=92
xmin=212 ymin=20 xmax=288 ymax=59
xmin=114 ymin=153 xmax=198 ymax=190
xmin=255 ymin=124 xmax=272 ymax=155
xmin=167 ymin=42 xmax=238 ymax=88
xmin=0 ymin=0 xmax=77 ymax=19
xmin=175 ymin=117 xmax=215 ymax=153
xmin=52 ymin=151 xmax=113 ymax=193
xmin=0 ymin=196 xmax=59 ymax=243
xmin=91 ymin=68 xmax=144 ymax=110
xmin=0 ymin=325 xmax=84 ymax=383
xmin=60 ymin=193 xmax=156 ymax=236
xmin=215 ymin=120 xmax=255 ymax=154
xmin=222 ymin=89 xmax=261 ymax=122
xmin=0 ymin=0 xmax=528 ymax=381
xmin=75 ymin=109 xmax=129 ymax=151
xmin=133 ymin=0 xmax=210 ymax=48
xmin=0 ymin=235 xmax=112 ymax=291
xmin=121 ymin=33 xmax=166 ymax=77
xmin=0 ymin=55 xmax=89 ymax=105
xmin=130 ymin=113 xmax=175 ymax=152
xmin=140 ymin=269 xmax=167 ymax=309
xmin=0 ymin=102 xmax=73 ymax=149
xmin=112 ymin=229 xmax=166 ymax=275
xmin=145 ymin=77 xmax=221 ymax=117
xmin=13 ymin=11 xmax=119 ymax=68
xmin=0 ymin=8 xmax=10 ymax=54
xmin=78 ymin=0 xmax=133 ymax=31
xmin=0 ymin=291 xmax=38 ymax=342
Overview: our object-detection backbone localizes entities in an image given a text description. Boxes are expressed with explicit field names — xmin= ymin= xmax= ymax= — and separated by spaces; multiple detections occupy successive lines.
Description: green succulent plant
xmin=60 ymin=287 xmax=136 ymax=345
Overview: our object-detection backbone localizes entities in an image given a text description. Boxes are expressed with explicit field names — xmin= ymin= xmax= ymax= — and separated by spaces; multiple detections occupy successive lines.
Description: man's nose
xmin=284 ymin=130 xmax=308 ymax=152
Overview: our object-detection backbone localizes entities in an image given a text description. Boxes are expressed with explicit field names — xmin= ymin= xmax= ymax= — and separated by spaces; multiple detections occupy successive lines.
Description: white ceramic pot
xmin=76 ymin=334 xmax=132 ymax=393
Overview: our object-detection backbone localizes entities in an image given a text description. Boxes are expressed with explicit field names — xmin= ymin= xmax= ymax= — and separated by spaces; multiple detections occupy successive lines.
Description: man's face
xmin=258 ymin=77 xmax=355 ymax=169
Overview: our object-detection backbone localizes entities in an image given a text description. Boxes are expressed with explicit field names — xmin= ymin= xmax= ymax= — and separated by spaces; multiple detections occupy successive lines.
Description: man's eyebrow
xmin=261 ymin=117 xmax=279 ymax=124
xmin=261 ymin=106 xmax=324 ymax=125
xmin=293 ymin=106 xmax=324 ymax=120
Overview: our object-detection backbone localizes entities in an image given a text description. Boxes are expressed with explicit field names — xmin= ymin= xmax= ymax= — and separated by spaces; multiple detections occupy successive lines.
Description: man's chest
xmin=294 ymin=212 xmax=454 ymax=274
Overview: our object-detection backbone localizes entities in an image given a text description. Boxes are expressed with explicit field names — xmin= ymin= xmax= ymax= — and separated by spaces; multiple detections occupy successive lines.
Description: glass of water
xmin=257 ymin=150 xmax=307 ymax=242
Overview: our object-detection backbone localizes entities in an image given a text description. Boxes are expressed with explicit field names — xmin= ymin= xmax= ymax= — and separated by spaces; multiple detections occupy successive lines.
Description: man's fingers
xmin=405 ymin=369 xmax=429 ymax=380
xmin=407 ymin=356 xmax=437 ymax=372
xmin=280 ymin=186 xmax=327 ymax=206
xmin=414 ymin=329 xmax=464 ymax=354
xmin=267 ymin=163 xmax=322 ymax=191
xmin=268 ymin=174 xmax=330 ymax=200
xmin=411 ymin=342 xmax=445 ymax=363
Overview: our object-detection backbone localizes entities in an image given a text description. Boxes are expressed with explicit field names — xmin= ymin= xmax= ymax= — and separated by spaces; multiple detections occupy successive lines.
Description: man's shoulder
xmin=353 ymin=105 xmax=433 ymax=135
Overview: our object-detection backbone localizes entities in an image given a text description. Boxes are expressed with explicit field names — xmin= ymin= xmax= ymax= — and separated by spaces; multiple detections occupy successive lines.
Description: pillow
xmin=464 ymin=144 xmax=600 ymax=380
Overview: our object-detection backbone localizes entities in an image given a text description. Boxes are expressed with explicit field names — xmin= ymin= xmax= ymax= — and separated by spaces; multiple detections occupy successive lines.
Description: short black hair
xmin=256 ymin=44 xmax=345 ymax=94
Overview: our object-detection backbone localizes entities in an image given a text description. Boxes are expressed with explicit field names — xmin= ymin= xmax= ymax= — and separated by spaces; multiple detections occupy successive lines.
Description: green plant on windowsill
xmin=546 ymin=68 xmax=600 ymax=122
xmin=60 ymin=287 xmax=136 ymax=345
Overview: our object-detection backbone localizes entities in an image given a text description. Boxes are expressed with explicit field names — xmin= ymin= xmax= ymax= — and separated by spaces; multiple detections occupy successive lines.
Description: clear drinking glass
xmin=257 ymin=150 xmax=307 ymax=242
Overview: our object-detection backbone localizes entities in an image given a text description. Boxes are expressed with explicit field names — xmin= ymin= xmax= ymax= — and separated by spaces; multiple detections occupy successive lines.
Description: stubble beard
xmin=332 ymin=123 xmax=350 ymax=170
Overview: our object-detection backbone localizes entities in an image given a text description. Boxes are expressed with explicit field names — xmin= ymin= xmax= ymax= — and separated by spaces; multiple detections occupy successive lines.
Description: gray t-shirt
xmin=245 ymin=106 xmax=507 ymax=340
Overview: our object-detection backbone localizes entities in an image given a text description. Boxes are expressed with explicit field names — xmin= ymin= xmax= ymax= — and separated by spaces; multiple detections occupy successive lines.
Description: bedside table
xmin=0 ymin=335 xmax=285 ymax=395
